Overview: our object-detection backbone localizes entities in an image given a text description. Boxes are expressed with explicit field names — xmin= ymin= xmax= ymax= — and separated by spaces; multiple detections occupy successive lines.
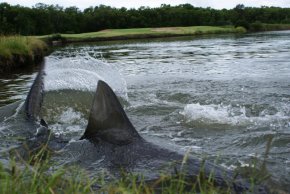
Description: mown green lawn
xmin=36 ymin=26 xmax=246 ymax=42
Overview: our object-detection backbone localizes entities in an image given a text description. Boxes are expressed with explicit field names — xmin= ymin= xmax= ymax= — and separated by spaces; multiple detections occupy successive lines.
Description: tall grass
xmin=0 ymin=161 xmax=96 ymax=194
xmin=0 ymin=140 xmax=272 ymax=194
xmin=0 ymin=36 xmax=47 ymax=72
xmin=0 ymin=142 xmax=229 ymax=194
xmin=0 ymin=160 xmax=228 ymax=194
xmin=0 ymin=143 xmax=96 ymax=194
xmin=0 ymin=36 xmax=47 ymax=59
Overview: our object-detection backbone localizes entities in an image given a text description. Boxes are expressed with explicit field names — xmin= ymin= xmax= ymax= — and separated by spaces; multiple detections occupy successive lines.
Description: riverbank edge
xmin=1 ymin=24 xmax=289 ymax=73
xmin=38 ymin=26 xmax=246 ymax=45
xmin=0 ymin=37 xmax=48 ymax=74
xmin=0 ymin=147 xmax=271 ymax=194
xmin=36 ymin=24 xmax=290 ymax=45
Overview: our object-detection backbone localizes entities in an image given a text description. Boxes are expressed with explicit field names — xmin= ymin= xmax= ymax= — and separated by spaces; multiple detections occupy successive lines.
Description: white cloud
xmin=3 ymin=0 xmax=290 ymax=10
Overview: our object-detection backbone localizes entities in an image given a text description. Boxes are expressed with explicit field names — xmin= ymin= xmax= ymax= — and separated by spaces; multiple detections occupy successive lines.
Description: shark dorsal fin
xmin=81 ymin=80 xmax=142 ymax=145
xmin=24 ymin=62 xmax=45 ymax=121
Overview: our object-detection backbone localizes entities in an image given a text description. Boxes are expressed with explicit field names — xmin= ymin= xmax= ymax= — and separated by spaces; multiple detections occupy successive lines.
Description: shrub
xmin=235 ymin=26 xmax=247 ymax=33
xmin=250 ymin=21 xmax=265 ymax=31
xmin=234 ymin=20 xmax=250 ymax=30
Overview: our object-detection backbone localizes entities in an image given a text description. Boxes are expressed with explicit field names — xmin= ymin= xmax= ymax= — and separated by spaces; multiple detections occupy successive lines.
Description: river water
xmin=1 ymin=31 xmax=290 ymax=191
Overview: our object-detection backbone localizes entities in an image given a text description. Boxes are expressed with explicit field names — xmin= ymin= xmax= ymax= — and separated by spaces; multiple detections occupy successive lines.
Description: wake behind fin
xmin=24 ymin=62 xmax=45 ymax=121
xmin=81 ymin=80 xmax=142 ymax=145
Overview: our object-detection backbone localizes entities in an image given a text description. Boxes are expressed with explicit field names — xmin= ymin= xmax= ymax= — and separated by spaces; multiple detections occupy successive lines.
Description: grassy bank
xmin=0 ymin=145 xmax=227 ymax=194
xmin=0 ymin=145 xmax=271 ymax=194
xmin=0 ymin=159 xmax=236 ymax=194
xmin=0 ymin=135 xmax=277 ymax=193
xmin=0 ymin=157 xmax=272 ymax=194
xmin=249 ymin=23 xmax=290 ymax=32
xmin=37 ymin=24 xmax=290 ymax=45
xmin=37 ymin=26 xmax=246 ymax=44
xmin=0 ymin=36 xmax=47 ymax=73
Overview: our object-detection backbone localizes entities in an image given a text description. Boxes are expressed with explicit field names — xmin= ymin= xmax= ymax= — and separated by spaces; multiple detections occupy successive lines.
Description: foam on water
xmin=44 ymin=54 xmax=128 ymax=99
xmin=58 ymin=108 xmax=85 ymax=125
xmin=49 ymin=108 xmax=87 ymax=137
xmin=180 ymin=103 xmax=289 ymax=128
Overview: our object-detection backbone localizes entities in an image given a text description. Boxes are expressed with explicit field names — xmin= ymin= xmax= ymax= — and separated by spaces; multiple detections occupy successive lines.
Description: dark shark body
xmin=58 ymin=80 xmax=267 ymax=193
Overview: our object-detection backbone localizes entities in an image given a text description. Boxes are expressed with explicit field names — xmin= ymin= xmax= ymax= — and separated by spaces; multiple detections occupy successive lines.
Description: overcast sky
xmin=3 ymin=0 xmax=290 ymax=10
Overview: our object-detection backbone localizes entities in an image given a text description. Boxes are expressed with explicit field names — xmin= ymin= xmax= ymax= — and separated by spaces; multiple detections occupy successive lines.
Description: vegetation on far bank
xmin=37 ymin=26 xmax=246 ymax=43
xmin=1 ymin=22 xmax=289 ymax=73
xmin=0 ymin=25 xmax=244 ymax=72
xmin=0 ymin=36 xmax=47 ymax=73
xmin=248 ymin=22 xmax=290 ymax=32
xmin=1 ymin=2 xmax=290 ymax=36
xmin=1 ymin=2 xmax=289 ymax=62
xmin=36 ymin=23 xmax=290 ymax=44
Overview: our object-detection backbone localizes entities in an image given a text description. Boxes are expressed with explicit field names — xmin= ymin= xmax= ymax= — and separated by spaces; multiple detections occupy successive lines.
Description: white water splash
xmin=44 ymin=54 xmax=128 ymax=99
xmin=180 ymin=103 xmax=289 ymax=128
xmin=58 ymin=108 xmax=85 ymax=125
xmin=50 ymin=108 xmax=86 ymax=136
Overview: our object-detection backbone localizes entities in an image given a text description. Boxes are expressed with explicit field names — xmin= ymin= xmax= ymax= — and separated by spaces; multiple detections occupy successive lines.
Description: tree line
xmin=1 ymin=2 xmax=290 ymax=35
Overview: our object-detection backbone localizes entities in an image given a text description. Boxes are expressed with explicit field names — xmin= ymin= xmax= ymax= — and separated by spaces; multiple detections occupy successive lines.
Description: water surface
xmin=1 ymin=31 xmax=290 ymax=190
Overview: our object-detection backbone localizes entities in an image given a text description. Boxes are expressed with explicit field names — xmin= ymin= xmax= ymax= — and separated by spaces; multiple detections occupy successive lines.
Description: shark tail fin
xmin=24 ymin=62 xmax=45 ymax=121
xmin=81 ymin=80 xmax=142 ymax=145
